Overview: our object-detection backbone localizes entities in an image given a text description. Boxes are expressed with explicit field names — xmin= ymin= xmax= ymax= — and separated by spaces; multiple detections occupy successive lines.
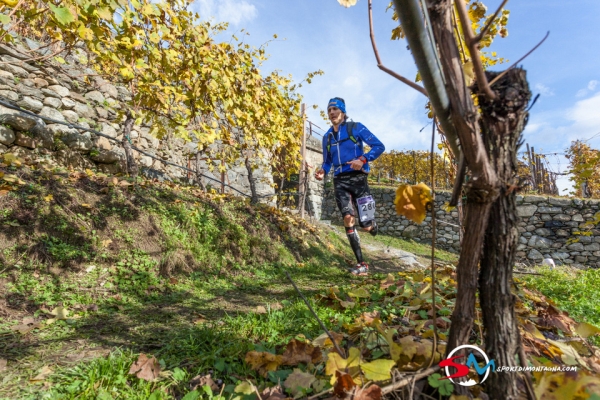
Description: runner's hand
xmin=347 ymin=159 xmax=365 ymax=171
xmin=314 ymin=168 xmax=325 ymax=181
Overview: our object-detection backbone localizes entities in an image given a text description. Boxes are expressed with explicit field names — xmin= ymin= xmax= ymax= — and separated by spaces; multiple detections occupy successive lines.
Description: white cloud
xmin=575 ymin=79 xmax=598 ymax=98
xmin=192 ymin=0 xmax=257 ymax=26
xmin=535 ymin=83 xmax=554 ymax=97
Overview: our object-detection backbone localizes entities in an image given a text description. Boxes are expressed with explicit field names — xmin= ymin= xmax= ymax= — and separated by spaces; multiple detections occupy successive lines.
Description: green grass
xmin=522 ymin=267 xmax=600 ymax=330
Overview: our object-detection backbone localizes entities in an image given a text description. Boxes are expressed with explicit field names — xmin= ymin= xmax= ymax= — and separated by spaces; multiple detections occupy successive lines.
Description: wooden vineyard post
xmin=299 ymin=103 xmax=307 ymax=218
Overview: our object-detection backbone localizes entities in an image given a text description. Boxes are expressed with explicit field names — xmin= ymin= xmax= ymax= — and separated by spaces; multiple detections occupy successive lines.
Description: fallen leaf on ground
xmin=333 ymin=371 xmax=357 ymax=397
xmin=189 ymin=374 xmax=219 ymax=392
xmin=312 ymin=331 xmax=344 ymax=348
xmin=10 ymin=317 xmax=42 ymax=334
xmin=30 ymin=365 xmax=53 ymax=382
xmin=101 ymin=239 xmax=113 ymax=248
xmin=360 ymin=359 xmax=396 ymax=381
xmin=169 ymin=277 xmax=179 ymax=285
xmin=256 ymin=306 xmax=267 ymax=314
xmin=0 ymin=359 xmax=6 ymax=372
xmin=283 ymin=368 xmax=316 ymax=397
xmin=128 ymin=354 xmax=161 ymax=381
xmin=574 ymin=322 xmax=600 ymax=339
xmin=281 ymin=339 xmax=322 ymax=366
xmin=234 ymin=380 xmax=256 ymax=395
xmin=46 ymin=306 xmax=69 ymax=324
xmin=245 ymin=351 xmax=283 ymax=377
xmin=261 ymin=385 xmax=287 ymax=400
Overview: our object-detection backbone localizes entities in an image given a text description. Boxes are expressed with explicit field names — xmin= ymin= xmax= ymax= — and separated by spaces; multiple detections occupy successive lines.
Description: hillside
xmin=1 ymin=153 xmax=599 ymax=400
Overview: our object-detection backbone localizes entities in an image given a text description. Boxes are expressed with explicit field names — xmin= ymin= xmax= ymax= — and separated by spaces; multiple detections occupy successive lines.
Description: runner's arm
xmin=321 ymin=133 xmax=333 ymax=174
xmin=356 ymin=123 xmax=385 ymax=162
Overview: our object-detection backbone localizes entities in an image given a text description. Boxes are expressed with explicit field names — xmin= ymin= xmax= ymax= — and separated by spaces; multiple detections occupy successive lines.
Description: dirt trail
xmin=317 ymin=221 xmax=427 ymax=274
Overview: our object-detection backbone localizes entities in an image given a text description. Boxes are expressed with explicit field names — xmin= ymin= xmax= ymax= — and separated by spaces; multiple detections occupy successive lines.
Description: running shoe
xmin=351 ymin=262 xmax=369 ymax=276
xmin=369 ymin=220 xmax=378 ymax=237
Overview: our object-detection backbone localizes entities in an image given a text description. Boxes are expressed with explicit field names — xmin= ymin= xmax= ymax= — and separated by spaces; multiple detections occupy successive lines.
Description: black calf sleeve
xmin=345 ymin=225 xmax=363 ymax=263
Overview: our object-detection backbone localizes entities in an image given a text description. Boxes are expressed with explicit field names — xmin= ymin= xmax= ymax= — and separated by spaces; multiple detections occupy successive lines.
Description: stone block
xmin=523 ymin=195 xmax=547 ymax=203
xmin=33 ymin=78 xmax=49 ymax=88
xmin=0 ymin=125 xmax=15 ymax=145
xmin=4 ymin=63 xmax=29 ymax=78
xmin=538 ymin=206 xmax=562 ymax=214
xmin=517 ymin=205 xmax=537 ymax=217
xmin=73 ymin=102 xmax=96 ymax=119
xmin=567 ymin=242 xmax=585 ymax=251
xmin=548 ymin=197 xmax=572 ymax=206
xmin=48 ymin=85 xmax=70 ymax=97
xmin=551 ymin=252 xmax=570 ymax=260
xmin=43 ymin=97 xmax=63 ymax=109
xmin=528 ymin=235 xmax=552 ymax=249
xmin=61 ymin=110 xmax=79 ymax=124
xmin=535 ymin=228 xmax=552 ymax=236
xmin=553 ymin=214 xmax=571 ymax=221
xmin=39 ymin=106 xmax=65 ymax=122
xmin=16 ymin=96 xmax=43 ymax=112
xmin=572 ymin=214 xmax=584 ymax=222
xmin=61 ymin=130 xmax=93 ymax=152
xmin=584 ymin=243 xmax=600 ymax=251
xmin=91 ymin=148 xmax=123 ymax=163
xmin=14 ymin=132 xmax=36 ymax=149
xmin=0 ymin=89 xmax=18 ymax=102
xmin=0 ymin=107 xmax=38 ymax=131
xmin=61 ymin=97 xmax=76 ymax=109
xmin=84 ymin=90 xmax=105 ymax=104
xmin=528 ymin=249 xmax=544 ymax=260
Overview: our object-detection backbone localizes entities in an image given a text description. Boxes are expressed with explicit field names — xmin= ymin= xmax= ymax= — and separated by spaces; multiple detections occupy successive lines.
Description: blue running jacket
xmin=321 ymin=122 xmax=385 ymax=176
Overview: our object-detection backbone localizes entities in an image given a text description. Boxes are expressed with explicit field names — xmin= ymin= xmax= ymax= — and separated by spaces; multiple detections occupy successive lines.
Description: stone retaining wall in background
xmin=321 ymin=186 xmax=600 ymax=268
xmin=0 ymin=46 xmax=274 ymax=198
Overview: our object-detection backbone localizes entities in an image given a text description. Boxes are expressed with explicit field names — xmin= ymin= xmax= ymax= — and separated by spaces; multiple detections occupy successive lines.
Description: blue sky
xmin=192 ymin=0 xmax=600 ymax=193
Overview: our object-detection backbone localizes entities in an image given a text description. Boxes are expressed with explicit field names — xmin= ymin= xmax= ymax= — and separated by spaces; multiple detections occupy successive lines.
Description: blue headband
xmin=327 ymin=98 xmax=346 ymax=114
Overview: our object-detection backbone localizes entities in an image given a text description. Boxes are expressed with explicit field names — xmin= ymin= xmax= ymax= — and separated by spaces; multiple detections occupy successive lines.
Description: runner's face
xmin=328 ymin=106 xmax=345 ymax=126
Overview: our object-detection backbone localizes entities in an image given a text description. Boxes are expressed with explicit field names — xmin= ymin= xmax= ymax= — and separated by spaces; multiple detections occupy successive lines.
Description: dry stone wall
xmin=0 ymin=46 xmax=274 ymax=199
xmin=321 ymin=186 xmax=600 ymax=268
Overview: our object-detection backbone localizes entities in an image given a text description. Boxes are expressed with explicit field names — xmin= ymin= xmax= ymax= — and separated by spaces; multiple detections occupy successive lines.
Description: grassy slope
xmin=1 ymin=161 xmax=598 ymax=399
xmin=0 ymin=163 xmax=432 ymax=399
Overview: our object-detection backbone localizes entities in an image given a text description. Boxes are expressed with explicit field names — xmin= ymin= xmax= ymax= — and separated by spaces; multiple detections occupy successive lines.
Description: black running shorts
xmin=333 ymin=172 xmax=373 ymax=228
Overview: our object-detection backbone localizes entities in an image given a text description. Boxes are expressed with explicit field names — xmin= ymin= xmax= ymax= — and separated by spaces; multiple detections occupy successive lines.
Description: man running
xmin=314 ymin=97 xmax=385 ymax=275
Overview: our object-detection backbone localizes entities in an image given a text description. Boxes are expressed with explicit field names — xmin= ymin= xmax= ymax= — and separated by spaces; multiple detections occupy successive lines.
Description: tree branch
xmin=454 ymin=0 xmax=497 ymax=99
xmin=489 ymin=31 xmax=550 ymax=87
xmin=368 ymin=0 xmax=428 ymax=97
xmin=474 ymin=0 xmax=509 ymax=43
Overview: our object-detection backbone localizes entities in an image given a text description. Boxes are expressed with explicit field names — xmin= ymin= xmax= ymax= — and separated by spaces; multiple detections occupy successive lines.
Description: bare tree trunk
xmin=427 ymin=0 xmax=500 ymax=360
xmin=245 ymin=156 xmax=259 ymax=204
xmin=122 ymin=112 xmax=138 ymax=178
xmin=479 ymin=69 xmax=531 ymax=399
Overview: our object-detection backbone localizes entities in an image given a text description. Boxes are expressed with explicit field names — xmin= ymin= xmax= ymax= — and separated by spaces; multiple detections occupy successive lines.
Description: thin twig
xmin=489 ymin=31 xmax=550 ymax=87
xmin=454 ymin=0 xmax=497 ymax=99
xmin=451 ymin=4 xmax=468 ymax=63
xmin=380 ymin=366 xmax=440 ymax=395
xmin=308 ymin=387 xmax=333 ymax=400
xmin=518 ymin=343 xmax=537 ymax=400
xmin=368 ymin=0 xmax=427 ymax=96
xmin=474 ymin=0 xmax=510 ymax=43
xmin=426 ymin=116 xmax=437 ymax=369
xmin=284 ymin=270 xmax=346 ymax=358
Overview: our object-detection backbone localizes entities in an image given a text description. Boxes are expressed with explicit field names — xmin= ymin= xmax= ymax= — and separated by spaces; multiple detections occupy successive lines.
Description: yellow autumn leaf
xmin=44 ymin=194 xmax=53 ymax=202
xmin=347 ymin=287 xmax=370 ymax=298
xmin=337 ymin=0 xmax=358 ymax=7
xmin=574 ymin=322 xmax=600 ymax=339
xmin=325 ymin=347 xmax=361 ymax=377
xmin=360 ymin=359 xmax=396 ymax=382
xmin=394 ymin=183 xmax=433 ymax=224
